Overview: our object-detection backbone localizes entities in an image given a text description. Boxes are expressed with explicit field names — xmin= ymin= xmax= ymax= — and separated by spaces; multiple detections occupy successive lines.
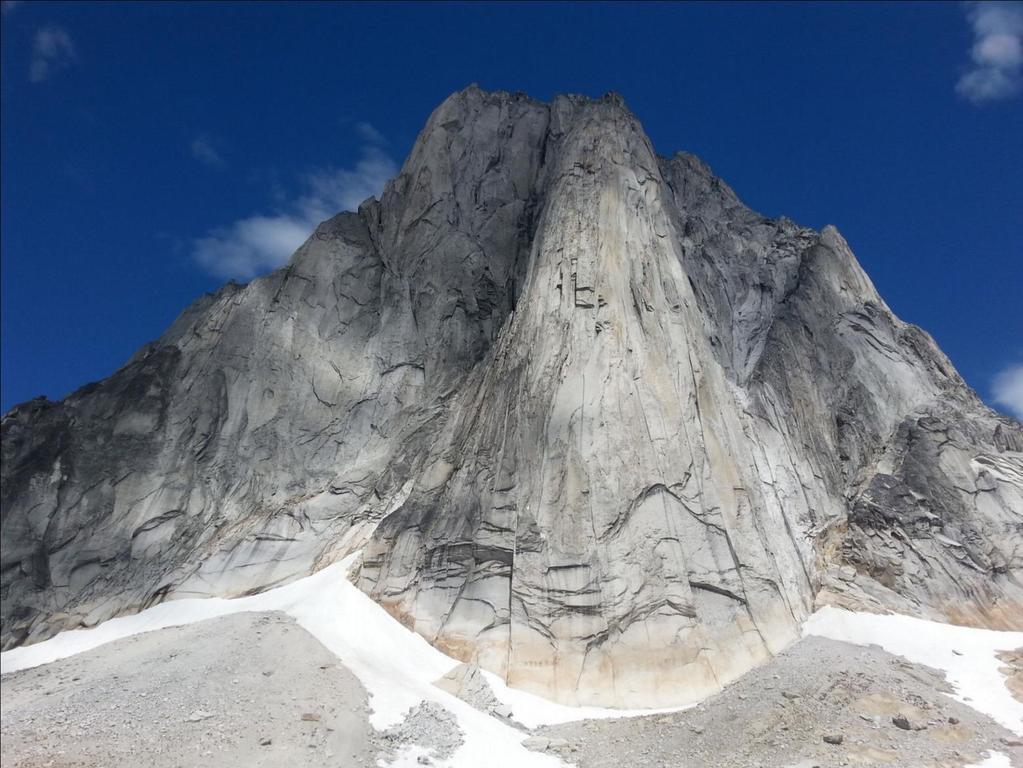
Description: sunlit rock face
xmin=3 ymin=86 xmax=1020 ymax=707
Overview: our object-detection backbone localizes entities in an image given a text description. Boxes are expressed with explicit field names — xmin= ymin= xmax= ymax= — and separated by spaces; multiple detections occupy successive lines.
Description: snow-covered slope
xmin=1 ymin=553 xmax=675 ymax=768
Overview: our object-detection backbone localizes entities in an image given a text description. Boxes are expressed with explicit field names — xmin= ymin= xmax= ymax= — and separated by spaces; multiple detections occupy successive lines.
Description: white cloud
xmin=956 ymin=2 xmax=1023 ymax=104
xmin=29 ymin=26 xmax=76 ymax=83
xmin=992 ymin=363 xmax=1023 ymax=420
xmin=190 ymin=135 xmax=225 ymax=168
xmin=192 ymin=130 xmax=396 ymax=280
xmin=355 ymin=121 xmax=387 ymax=144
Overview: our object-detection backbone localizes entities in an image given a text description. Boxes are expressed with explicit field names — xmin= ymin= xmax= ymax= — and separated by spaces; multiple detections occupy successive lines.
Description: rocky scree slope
xmin=2 ymin=86 xmax=1021 ymax=708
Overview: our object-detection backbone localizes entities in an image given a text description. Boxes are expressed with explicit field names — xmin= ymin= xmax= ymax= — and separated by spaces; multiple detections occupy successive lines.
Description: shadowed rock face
xmin=2 ymin=86 xmax=1021 ymax=706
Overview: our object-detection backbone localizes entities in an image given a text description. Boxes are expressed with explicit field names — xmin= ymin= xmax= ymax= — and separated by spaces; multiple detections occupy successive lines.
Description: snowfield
xmin=805 ymin=606 xmax=1023 ymax=768
xmin=3 ymin=559 xmax=1021 ymax=768
xmin=967 ymin=753 xmax=1013 ymax=768
xmin=804 ymin=606 xmax=1023 ymax=735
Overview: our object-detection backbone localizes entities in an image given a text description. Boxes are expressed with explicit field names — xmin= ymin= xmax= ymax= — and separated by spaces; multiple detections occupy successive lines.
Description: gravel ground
xmin=0 ymin=612 xmax=380 ymax=768
xmin=3 ymin=615 xmax=1019 ymax=768
xmin=1000 ymin=648 xmax=1023 ymax=706
xmin=378 ymin=701 xmax=464 ymax=762
xmin=534 ymin=636 xmax=1022 ymax=768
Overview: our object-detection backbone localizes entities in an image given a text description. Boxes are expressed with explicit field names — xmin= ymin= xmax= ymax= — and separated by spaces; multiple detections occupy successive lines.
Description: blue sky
xmin=2 ymin=1 xmax=1021 ymax=416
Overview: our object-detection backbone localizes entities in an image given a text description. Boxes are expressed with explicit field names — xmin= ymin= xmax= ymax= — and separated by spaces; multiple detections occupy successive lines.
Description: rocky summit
xmin=2 ymin=85 xmax=1021 ymax=708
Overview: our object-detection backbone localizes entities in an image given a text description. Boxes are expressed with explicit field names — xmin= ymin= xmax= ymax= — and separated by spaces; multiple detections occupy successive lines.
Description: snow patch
xmin=0 ymin=556 xmax=562 ymax=767
xmin=8 ymin=562 xmax=1020 ymax=765
xmin=381 ymin=744 xmax=436 ymax=768
xmin=966 ymin=752 xmax=1012 ymax=768
xmin=0 ymin=553 xmax=679 ymax=767
xmin=804 ymin=606 xmax=1023 ymax=735
xmin=479 ymin=669 xmax=685 ymax=728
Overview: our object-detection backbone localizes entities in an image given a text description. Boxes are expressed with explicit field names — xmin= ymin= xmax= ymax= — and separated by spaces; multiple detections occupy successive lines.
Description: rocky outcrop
xmin=2 ymin=86 xmax=1020 ymax=707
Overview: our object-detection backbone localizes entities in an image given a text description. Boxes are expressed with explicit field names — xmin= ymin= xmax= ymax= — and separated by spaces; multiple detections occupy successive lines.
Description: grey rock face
xmin=433 ymin=662 xmax=502 ymax=716
xmin=3 ymin=86 xmax=1020 ymax=707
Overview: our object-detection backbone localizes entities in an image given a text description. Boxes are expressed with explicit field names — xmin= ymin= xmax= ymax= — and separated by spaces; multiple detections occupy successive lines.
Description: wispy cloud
xmin=956 ymin=2 xmax=1023 ymax=104
xmin=992 ymin=363 xmax=1023 ymax=420
xmin=29 ymin=26 xmax=76 ymax=84
xmin=2 ymin=1 xmax=23 ymax=15
xmin=354 ymin=121 xmax=387 ymax=144
xmin=192 ymin=125 xmax=396 ymax=280
xmin=190 ymin=135 xmax=225 ymax=168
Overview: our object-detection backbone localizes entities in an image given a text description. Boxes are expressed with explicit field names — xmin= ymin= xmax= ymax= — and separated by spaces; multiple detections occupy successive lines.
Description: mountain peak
xmin=2 ymin=89 xmax=1019 ymax=710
